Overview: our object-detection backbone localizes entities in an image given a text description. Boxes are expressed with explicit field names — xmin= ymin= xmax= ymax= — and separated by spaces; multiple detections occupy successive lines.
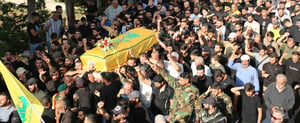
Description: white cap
xmin=16 ymin=67 xmax=27 ymax=74
xmin=171 ymin=52 xmax=179 ymax=60
xmin=228 ymin=32 xmax=237 ymax=39
xmin=240 ymin=54 xmax=250 ymax=60
xmin=92 ymin=72 xmax=101 ymax=79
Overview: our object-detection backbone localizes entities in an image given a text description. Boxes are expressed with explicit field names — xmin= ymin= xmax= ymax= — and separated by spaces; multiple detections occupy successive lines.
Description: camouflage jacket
xmin=199 ymin=92 xmax=232 ymax=117
xmin=158 ymin=68 xmax=202 ymax=123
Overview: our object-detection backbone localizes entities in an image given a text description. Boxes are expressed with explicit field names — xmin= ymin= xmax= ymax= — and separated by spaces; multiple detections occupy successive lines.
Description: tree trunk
xmin=97 ymin=0 xmax=108 ymax=13
xmin=27 ymin=0 xmax=35 ymax=20
xmin=65 ymin=0 xmax=75 ymax=26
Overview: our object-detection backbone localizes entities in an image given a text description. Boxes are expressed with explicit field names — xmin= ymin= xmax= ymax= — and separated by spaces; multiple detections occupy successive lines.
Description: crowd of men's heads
xmin=1 ymin=0 xmax=300 ymax=122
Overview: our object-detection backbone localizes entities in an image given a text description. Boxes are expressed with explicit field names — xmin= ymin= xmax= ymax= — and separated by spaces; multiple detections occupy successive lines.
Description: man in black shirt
xmin=145 ymin=0 xmax=157 ymax=14
xmin=99 ymin=72 xmax=122 ymax=112
xmin=85 ymin=0 xmax=97 ymax=22
xmin=283 ymin=19 xmax=300 ymax=44
xmin=41 ymin=96 xmax=55 ymax=123
xmin=262 ymin=53 xmax=283 ymax=91
xmin=231 ymin=83 xmax=262 ymax=123
xmin=27 ymin=12 xmax=42 ymax=53
xmin=214 ymin=69 xmax=234 ymax=98
xmin=191 ymin=65 xmax=213 ymax=94
xmin=150 ymin=75 xmax=174 ymax=116
xmin=283 ymin=51 xmax=300 ymax=86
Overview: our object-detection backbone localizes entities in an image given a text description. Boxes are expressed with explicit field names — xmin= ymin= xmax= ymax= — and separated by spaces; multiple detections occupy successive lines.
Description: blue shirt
xmin=227 ymin=60 xmax=260 ymax=92
xmin=0 ymin=105 xmax=14 ymax=122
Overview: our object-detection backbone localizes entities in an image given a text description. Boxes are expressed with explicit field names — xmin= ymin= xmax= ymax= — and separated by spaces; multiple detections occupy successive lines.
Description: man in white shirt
xmin=164 ymin=52 xmax=183 ymax=79
xmin=215 ymin=18 xmax=227 ymax=41
xmin=44 ymin=12 xmax=62 ymax=52
xmin=190 ymin=7 xmax=202 ymax=20
xmin=277 ymin=8 xmax=292 ymax=23
xmin=0 ymin=92 xmax=14 ymax=122
xmin=104 ymin=0 xmax=122 ymax=20
xmin=244 ymin=14 xmax=260 ymax=34
xmin=191 ymin=56 xmax=212 ymax=77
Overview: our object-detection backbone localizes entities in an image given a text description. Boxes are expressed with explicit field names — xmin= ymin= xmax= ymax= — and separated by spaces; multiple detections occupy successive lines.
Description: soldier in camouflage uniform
xmin=200 ymin=82 xmax=232 ymax=121
xmin=150 ymin=63 xmax=202 ymax=123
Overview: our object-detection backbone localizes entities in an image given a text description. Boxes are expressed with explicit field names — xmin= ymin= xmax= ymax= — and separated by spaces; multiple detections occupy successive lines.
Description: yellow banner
xmin=80 ymin=28 xmax=158 ymax=71
xmin=0 ymin=61 xmax=44 ymax=123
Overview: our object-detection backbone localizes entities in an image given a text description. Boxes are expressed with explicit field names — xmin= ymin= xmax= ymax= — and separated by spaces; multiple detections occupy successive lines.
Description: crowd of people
xmin=1 ymin=0 xmax=300 ymax=123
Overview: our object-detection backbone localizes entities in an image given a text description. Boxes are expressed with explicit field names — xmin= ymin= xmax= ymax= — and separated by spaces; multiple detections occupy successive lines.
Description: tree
xmin=65 ymin=0 xmax=75 ymax=26
xmin=27 ymin=0 xmax=35 ymax=19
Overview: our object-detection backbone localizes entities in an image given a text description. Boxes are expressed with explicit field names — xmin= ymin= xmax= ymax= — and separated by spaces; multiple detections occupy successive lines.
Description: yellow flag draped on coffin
xmin=0 ymin=61 xmax=44 ymax=123
xmin=81 ymin=28 xmax=158 ymax=72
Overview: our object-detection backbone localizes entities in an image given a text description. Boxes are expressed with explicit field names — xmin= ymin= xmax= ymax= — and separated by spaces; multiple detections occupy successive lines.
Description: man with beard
xmin=199 ymin=97 xmax=227 ymax=123
xmin=149 ymin=61 xmax=202 ymax=123
xmin=244 ymin=14 xmax=260 ymax=34
xmin=172 ymin=5 xmax=184 ymax=19
xmin=64 ymin=57 xmax=74 ymax=70
xmin=262 ymin=53 xmax=283 ymax=91
xmin=55 ymin=99 xmax=75 ymax=123
xmin=291 ymin=4 xmax=300 ymax=24
xmin=190 ymin=7 xmax=201 ymax=20
xmin=228 ymin=54 xmax=260 ymax=92
xmin=200 ymin=82 xmax=232 ymax=121
xmin=191 ymin=65 xmax=213 ymax=94
xmin=215 ymin=18 xmax=229 ymax=41
xmin=282 ymin=51 xmax=300 ymax=86
xmin=27 ymin=77 xmax=46 ymax=101
xmin=283 ymin=19 xmax=300 ymax=44
xmin=16 ymin=67 xmax=30 ymax=84
xmin=44 ymin=67 xmax=64 ymax=96
xmin=0 ymin=92 xmax=14 ymax=123
xmin=264 ymin=74 xmax=295 ymax=122
xmin=136 ymin=65 xmax=174 ymax=119
xmin=214 ymin=69 xmax=234 ymax=98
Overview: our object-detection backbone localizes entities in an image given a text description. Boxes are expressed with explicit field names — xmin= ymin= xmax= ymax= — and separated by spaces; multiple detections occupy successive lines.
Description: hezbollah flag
xmin=0 ymin=61 xmax=44 ymax=123
xmin=81 ymin=28 xmax=157 ymax=71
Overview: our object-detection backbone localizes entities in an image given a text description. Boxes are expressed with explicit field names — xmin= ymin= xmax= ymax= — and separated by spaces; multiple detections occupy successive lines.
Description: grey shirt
xmin=264 ymin=82 xmax=295 ymax=111
xmin=0 ymin=105 xmax=14 ymax=122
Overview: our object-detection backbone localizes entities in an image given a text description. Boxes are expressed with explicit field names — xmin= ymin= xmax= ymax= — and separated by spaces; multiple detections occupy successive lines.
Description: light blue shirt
xmin=0 ymin=105 xmax=14 ymax=122
xmin=227 ymin=59 xmax=260 ymax=92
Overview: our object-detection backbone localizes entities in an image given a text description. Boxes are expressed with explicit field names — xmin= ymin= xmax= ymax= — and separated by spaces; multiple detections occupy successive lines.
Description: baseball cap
xmin=66 ymin=56 xmax=74 ymax=61
xmin=111 ymin=105 xmax=124 ymax=115
xmin=52 ymin=51 xmax=61 ymax=58
xmin=202 ymin=97 xmax=216 ymax=106
xmin=93 ymin=72 xmax=102 ymax=79
xmin=57 ymin=83 xmax=67 ymax=92
xmin=23 ymin=50 xmax=32 ymax=57
xmin=228 ymin=32 xmax=237 ymax=39
xmin=127 ymin=90 xmax=140 ymax=99
xmin=232 ymin=14 xmax=239 ymax=18
xmin=26 ymin=78 xmax=38 ymax=86
xmin=240 ymin=54 xmax=250 ymax=60
xmin=16 ymin=67 xmax=27 ymax=74
xmin=171 ymin=52 xmax=179 ymax=60
xmin=272 ymin=20 xmax=280 ymax=25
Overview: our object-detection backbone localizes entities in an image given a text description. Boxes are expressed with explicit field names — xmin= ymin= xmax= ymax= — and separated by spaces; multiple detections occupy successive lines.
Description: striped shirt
xmin=44 ymin=18 xmax=62 ymax=42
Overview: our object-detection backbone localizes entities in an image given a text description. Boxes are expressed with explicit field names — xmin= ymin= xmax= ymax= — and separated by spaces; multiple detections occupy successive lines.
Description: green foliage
xmin=55 ymin=0 xmax=89 ymax=7
xmin=0 ymin=1 xmax=50 ymax=57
